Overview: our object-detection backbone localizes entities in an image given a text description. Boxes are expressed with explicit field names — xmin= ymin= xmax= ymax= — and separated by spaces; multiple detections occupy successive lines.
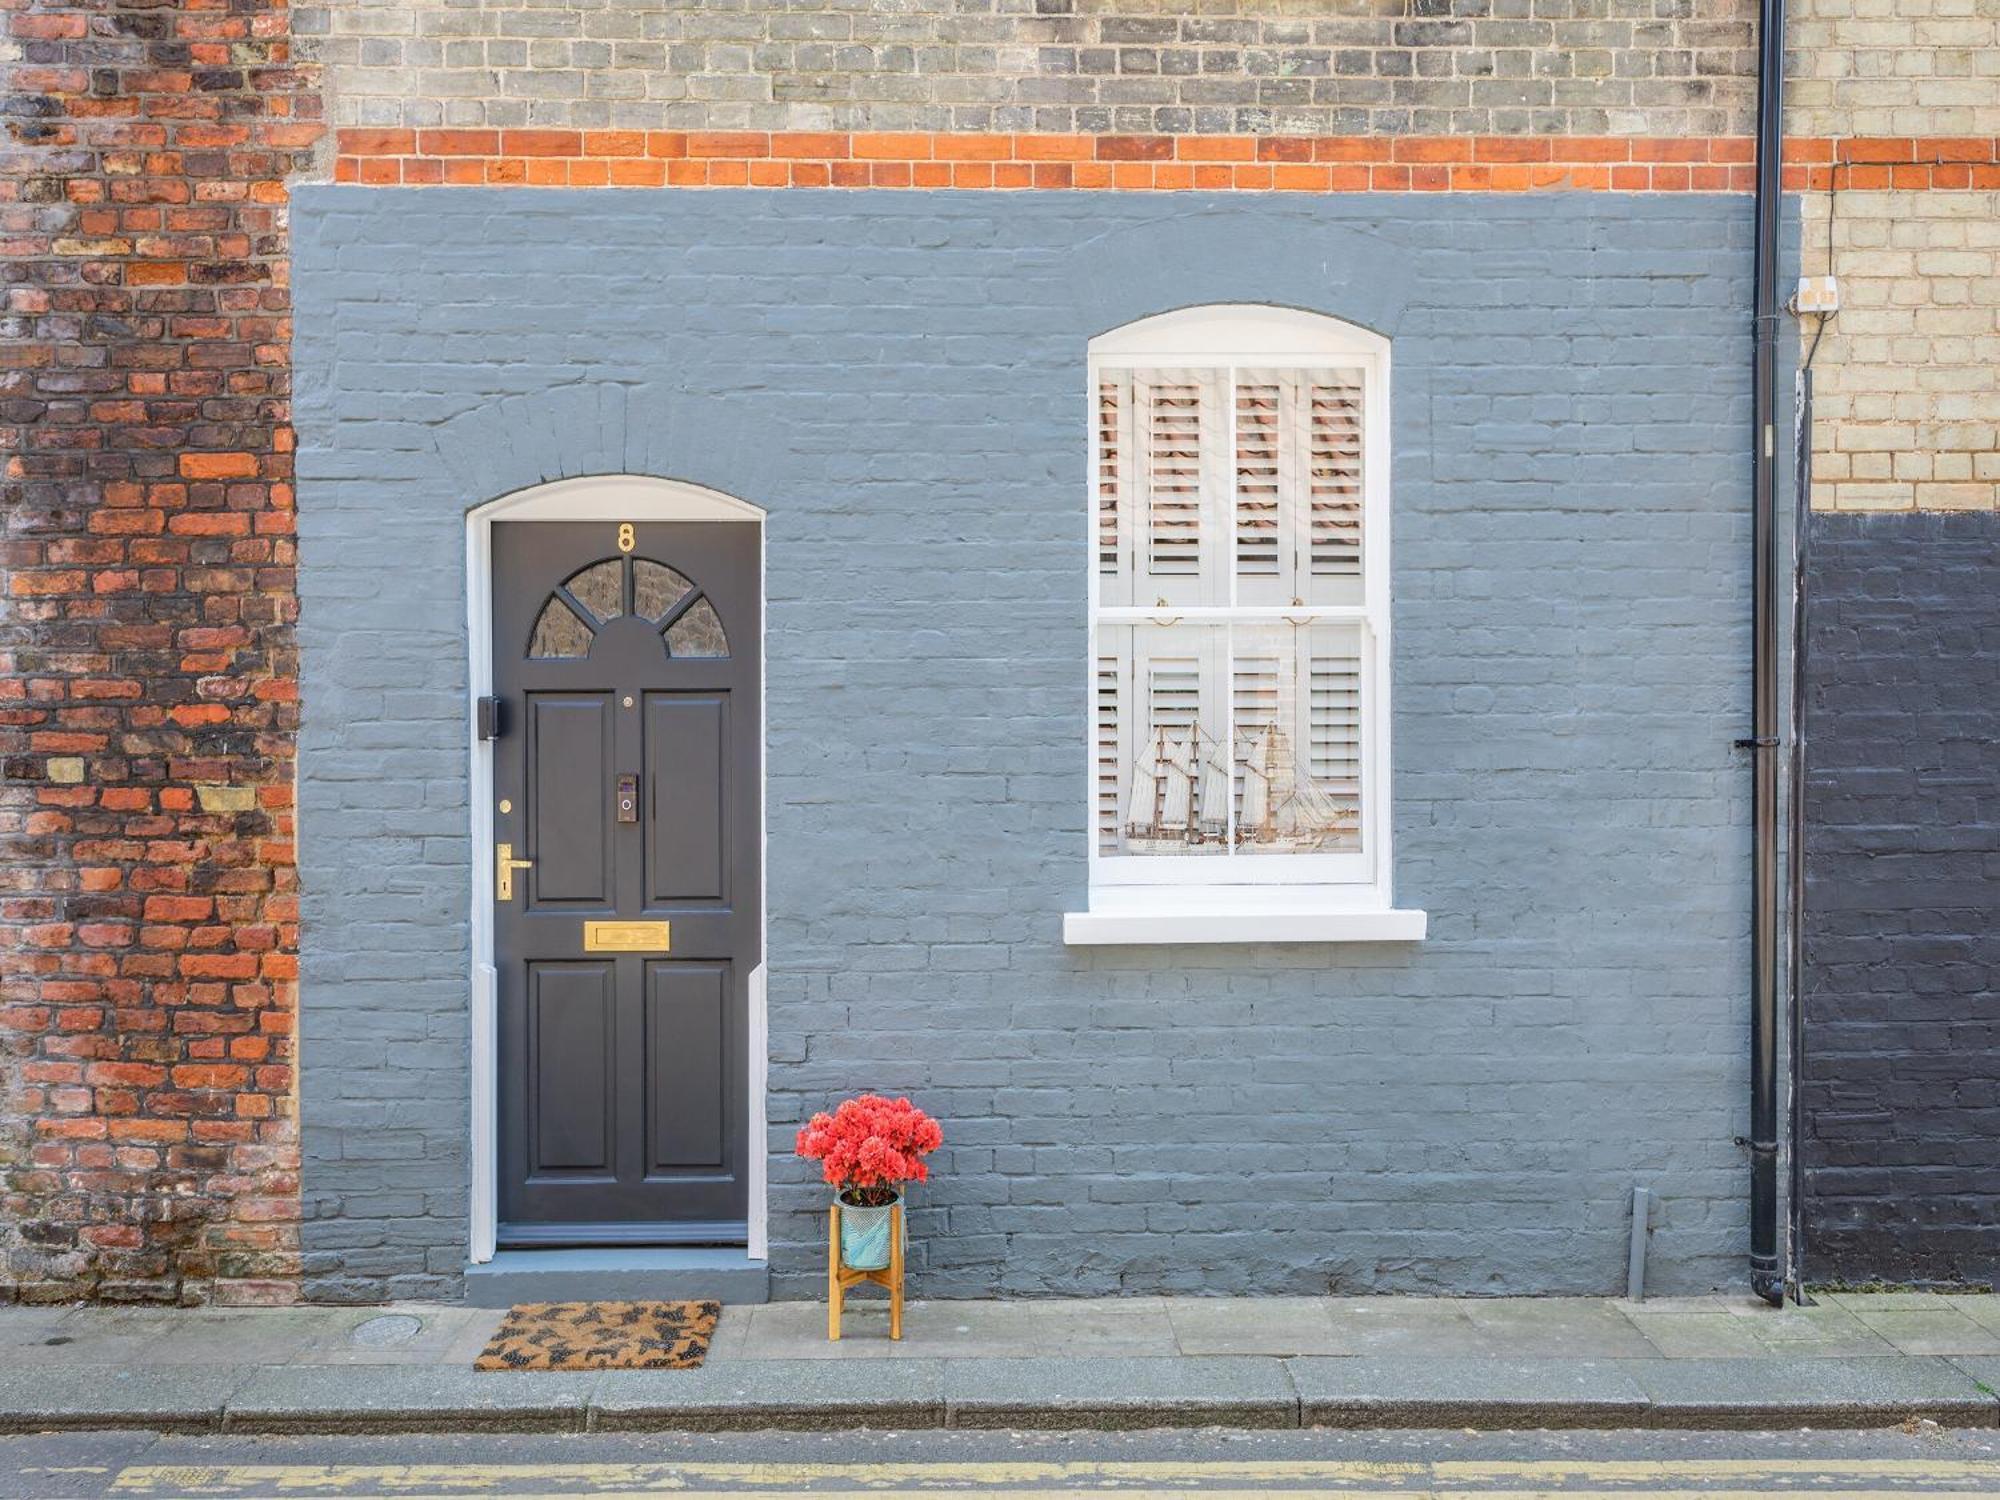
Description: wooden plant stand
xmin=827 ymin=1199 xmax=904 ymax=1341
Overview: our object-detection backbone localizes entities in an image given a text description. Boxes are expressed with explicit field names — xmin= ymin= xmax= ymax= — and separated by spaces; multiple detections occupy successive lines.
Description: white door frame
xmin=464 ymin=475 xmax=768 ymax=1265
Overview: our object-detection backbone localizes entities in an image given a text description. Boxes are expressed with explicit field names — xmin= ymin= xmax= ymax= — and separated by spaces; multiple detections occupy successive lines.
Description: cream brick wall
xmin=1790 ymin=0 xmax=2000 ymax=511
xmin=1787 ymin=0 xmax=2000 ymax=138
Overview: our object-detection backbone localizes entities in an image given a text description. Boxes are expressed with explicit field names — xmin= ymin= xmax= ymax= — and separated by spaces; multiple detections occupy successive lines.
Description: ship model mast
xmin=1122 ymin=721 xmax=1349 ymax=853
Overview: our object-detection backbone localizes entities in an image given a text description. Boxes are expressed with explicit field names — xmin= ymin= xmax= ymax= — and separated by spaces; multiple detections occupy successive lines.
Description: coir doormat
xmin=474 ymin=1299 xmax=719 ymax=1371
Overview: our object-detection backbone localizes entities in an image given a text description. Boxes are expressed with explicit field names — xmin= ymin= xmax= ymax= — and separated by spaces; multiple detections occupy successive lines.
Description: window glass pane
xmin=565 ymin=559 xmax=625 ymax=623
xmin=1097 ymin=622 xmax=1228 ymax=857
xmin=1231 ymin=622 xmax=1363 ymax=855
xmin=529 ymin=596 xmax=594 ymax=659
xmin=633 ymin=559 xmax=693 ymax=621
xmin=665 ymin=597 xmax=729 ymax=658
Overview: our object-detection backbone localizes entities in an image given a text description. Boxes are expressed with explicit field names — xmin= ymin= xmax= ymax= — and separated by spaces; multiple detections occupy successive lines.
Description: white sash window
xmin=1069 ymin=306 xmax=1423 ymax=944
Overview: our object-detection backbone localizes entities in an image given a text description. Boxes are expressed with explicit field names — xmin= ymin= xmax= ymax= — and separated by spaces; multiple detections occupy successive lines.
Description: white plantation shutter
xmin=1088 ymin=311 xmax=1385 ymax=886
xmin=1096 ymin=376 xmax=1122 ymax=582
xmin=1095 ymin=651 xmax=1122 ymax=854
xmin=1233 ymin=381 xmax=1283 ymax=583
xmin=1133 ymin=371 xmax=1229 ymax=606
xmin=1228 ymin=369 xmax=1367 ymax=607
xmin=1309 ymin=649 xmax=1363 ymax=798
xmin=1307 ymin=375 xmax=1364 ymax=589
xmin=1231 ymin=655 xmax=1280 ymax=731
xmin=1230 ymin=652 xmax=1280 ymax=824
xmin=1142 ymin=376 xmax=1205 ymax=580
xmin=1146 ymin=655 xmax=1201 ymax=732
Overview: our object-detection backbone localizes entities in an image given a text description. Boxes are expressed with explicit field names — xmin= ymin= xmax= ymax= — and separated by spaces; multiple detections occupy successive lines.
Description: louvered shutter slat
xmin=1233 ymin=382 xmax=1282 ymax=581
xmin=1310 ymin=651 xmax=1363 ymax=799
xmin=1308 ymin=377 xmax=1364 ymax=585
xmin=1095 ymin=651 xmax=1121 ymax=854
xmin=1097 ymin=376 xmax=1122 ymax=581
xmin=1144 ymin=381 xmax=1205 ymax=580
xmin=1149 ymin=657 xmax=1200 ymax=730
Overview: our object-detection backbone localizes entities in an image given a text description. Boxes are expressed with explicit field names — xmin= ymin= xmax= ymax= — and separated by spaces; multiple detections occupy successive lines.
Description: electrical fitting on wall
xmin=1791 ymin=276 xmax=1840 ymax=315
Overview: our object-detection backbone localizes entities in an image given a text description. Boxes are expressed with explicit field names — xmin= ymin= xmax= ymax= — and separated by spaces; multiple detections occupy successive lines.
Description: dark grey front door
xmin=492 ymin=521 xmax=759 ymax=1246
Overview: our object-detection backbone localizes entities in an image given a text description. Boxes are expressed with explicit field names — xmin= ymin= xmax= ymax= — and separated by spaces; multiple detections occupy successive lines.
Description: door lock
xmin=495 ymin=842 xmax=533 ymax=902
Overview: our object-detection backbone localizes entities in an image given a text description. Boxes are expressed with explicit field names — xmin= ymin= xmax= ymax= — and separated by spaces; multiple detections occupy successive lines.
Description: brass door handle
xmin=496 ymin=842 xmax=533 ymax=902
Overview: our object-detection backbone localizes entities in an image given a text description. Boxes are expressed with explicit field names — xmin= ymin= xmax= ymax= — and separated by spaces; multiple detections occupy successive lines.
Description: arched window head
xmin=529 ymin=555 xmax=728 ymax=660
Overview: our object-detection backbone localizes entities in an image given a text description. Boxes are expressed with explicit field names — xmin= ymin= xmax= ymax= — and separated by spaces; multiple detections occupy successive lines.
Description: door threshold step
xmin=464 ymin=1247 xmax=769 ymax=1307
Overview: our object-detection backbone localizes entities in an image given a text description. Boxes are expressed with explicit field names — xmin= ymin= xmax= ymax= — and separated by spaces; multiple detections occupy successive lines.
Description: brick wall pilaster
xmin=0 ymin=0 xmax=320 ymax=1303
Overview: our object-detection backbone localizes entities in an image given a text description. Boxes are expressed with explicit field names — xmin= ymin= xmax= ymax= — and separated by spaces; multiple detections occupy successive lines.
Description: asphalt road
xmin=3 ymin=1424 xmax=1999 ymax=1498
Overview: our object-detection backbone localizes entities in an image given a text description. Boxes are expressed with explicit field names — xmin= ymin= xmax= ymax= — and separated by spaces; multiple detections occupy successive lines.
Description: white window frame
xmin=1065 ymin=305 xmax=1426 ymax=945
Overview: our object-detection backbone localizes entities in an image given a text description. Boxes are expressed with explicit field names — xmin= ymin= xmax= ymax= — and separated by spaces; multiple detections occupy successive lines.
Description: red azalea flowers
xmin=795 ymin=1094 xmax=942 ymax=1207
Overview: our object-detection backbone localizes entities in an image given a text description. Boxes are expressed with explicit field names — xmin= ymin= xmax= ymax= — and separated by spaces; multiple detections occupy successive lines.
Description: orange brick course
xmin=0 ymin=0 xmax=316 ymax=1302
xmin=333 ymin=131 xmax=2000 ymax=192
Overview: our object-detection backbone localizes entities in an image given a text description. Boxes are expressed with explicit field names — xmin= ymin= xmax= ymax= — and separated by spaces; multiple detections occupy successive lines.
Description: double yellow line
xmin=101 ymin=1455 xmax=2000 ymax=1499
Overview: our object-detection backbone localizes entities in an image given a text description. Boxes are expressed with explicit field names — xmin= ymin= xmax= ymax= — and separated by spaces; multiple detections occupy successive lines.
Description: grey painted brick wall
xmin=292 ymin=190 xmax=1758 ymax=1302
xmin=1801 ymin=511 xmax=2000 ymax=1288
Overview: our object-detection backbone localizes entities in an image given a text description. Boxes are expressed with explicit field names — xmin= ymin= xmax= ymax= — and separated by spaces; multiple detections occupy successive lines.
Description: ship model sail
xmin=1122 ymin=722 xmax=1355 ymax=853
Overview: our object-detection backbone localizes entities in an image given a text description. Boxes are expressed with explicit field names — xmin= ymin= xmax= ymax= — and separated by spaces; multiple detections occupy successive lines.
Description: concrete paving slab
xmin=98 ymin=1308 xmax=332 ymax=1365
xmin=1621 ymin=1311 xmax=1772 ymax=1359
xmin=1319 ymin=1298 xmax=1496 ymax=1357
xmin=1738 ymin=1302 xmax=1899 ymax=1356
xmin=1036 ymin=1299 xmax=1179 ymax=1358
xmin=1166 ymin=1297 xmax=1345 ymax=1356
xmin=1624 ymin=1295 xmax=1732 ymax=1314
xmin=1629 ymin=1355 xmax=1999 ymax=1428
xmin=10 ymin=1310 xmax=171 ymax=1367
xmin=1462 ymin=1298 xmax=1660 ymax=1359
xmin=1289 ymin=1356 xmax=1650 ymax=1429
xmin=942 ymin=1356 xmax=1297 ymax=1430
xmin=707 ymin=1305 xmax=754 ymax=1360
xmin=221 ymin=1365 xmax=597 ymax=1433
xmin=1843 ymin=1308 xmax=2000 ymax=1357
xmin=1824 ymin=1291 xmax=1966 ymax=1312
xmin=1946 ymin=1356 xmax=2000 ymax=1397
xmin=1713 ymin=1295 xmax=1806 ymax=1318
xmin=0 ymin=1306 xmax=77 ymax=1347
xmin=1948 ymin=1297 xmax=2000 ymax=1334
xmin=591 ymin=1358 xmax=944 ymax=1430
xmin=742 ymin=1299 xmax=1074 ymax=1360
xmin=301 ymin=1306 xmax=484 ymax=1366
xmin=0 ymin=1364 xmax=245 ymax=1433
xmin=436 ymin=1308 xmax=511 ymax=1366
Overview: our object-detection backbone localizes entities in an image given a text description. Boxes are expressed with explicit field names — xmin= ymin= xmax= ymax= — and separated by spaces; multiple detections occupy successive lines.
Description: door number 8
xmin=617 ymin=522 xmax=634 ymax=552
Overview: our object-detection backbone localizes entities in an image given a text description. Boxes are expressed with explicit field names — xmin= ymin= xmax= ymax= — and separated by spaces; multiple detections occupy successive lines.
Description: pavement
xmin=2 ymin=1291 xmax=1999 ymax=1434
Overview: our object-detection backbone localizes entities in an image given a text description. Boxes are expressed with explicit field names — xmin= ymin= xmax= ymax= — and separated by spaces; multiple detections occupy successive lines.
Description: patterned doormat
xmin=474 ymin=1299 xmax=720 ymax=1371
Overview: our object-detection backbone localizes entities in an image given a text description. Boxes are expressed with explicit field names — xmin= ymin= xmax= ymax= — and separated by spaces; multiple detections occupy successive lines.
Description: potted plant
xmin=795 ymin=1093 xmax=942 ymax=1271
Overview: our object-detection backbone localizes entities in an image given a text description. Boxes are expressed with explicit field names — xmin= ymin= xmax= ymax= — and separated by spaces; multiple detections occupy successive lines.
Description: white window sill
xmin=1063 ymin=896 xmax=1427 ymax=947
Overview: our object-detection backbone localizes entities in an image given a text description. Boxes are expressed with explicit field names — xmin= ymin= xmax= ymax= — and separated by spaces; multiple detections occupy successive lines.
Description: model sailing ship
xmin=1122 ymin=722 xmax=1355 ymax=853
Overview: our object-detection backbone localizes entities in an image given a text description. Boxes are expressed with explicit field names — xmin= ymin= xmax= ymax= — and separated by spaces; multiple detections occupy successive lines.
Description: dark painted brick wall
xmin=1802 ymin=510 xmax=2000 ymax=1287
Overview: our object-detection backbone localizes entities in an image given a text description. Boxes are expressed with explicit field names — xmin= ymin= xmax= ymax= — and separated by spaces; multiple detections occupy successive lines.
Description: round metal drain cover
xmin=349 ymin=1314 xmax=424 ymax=1347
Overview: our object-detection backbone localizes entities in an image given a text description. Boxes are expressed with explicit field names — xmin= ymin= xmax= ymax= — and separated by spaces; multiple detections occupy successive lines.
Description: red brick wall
xmin=0 ymin=0 xmax=319 ymax=1303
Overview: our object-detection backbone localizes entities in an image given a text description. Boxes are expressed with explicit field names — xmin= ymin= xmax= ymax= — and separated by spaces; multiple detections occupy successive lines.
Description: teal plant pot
xmin=837 ymin=1189 xmax=902 ymax=1271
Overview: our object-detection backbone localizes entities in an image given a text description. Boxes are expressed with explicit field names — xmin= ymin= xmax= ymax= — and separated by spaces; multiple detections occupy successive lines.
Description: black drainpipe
xmin=1747 ymin=0 xmax=1789 ymax=1308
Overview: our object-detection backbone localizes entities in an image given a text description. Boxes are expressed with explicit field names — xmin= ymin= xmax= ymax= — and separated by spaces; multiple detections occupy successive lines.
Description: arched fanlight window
xmin=528 ymin=555 xmax=729 ymax=660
